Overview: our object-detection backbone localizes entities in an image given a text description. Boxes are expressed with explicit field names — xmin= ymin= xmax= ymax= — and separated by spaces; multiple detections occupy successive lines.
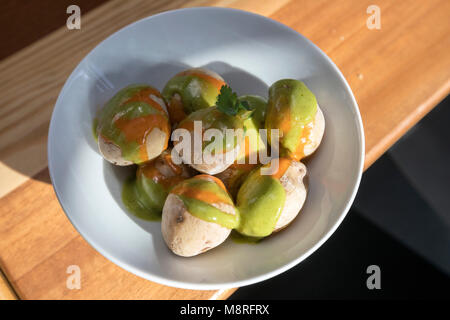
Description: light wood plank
xmin=0 ymin=270 xmax=18 ymax=300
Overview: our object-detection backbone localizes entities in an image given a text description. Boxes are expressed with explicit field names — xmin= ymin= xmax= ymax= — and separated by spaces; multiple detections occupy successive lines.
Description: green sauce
xmin=123 ymin=166 xmax=286 ymax=239
xmin=121 ymin=152 xmax=190 ymax=221
xmin=178 ymin=196 xmax=239 ymax=229
xmin=92 ymin=117 xmax=99 ymax=142
xmin=180 ymin=106 xmax=244 ymax=153
xmin=172 ymin=176 xmax=240 ymax=229
xmin=237 ymin=95 xmax=268 ymax=161
xmin=265 ymin=79 xmax=317 ymax=158
xmin=162 ymin=74 xmax=221 ymax=114
xmin=135 ymin=171 xmax=168 ymax=213
xmin=236 ymin=167 xmax=286 ymax=237
xmin=217 ymin=95 xmax=267 ymax=199
xmin=122 ymin=176 xmax=162 ymax=221
xmin=230 ymin=230 xmax=263 ymax=244
xmin=239 ymin=95 xmax=267 ymax=129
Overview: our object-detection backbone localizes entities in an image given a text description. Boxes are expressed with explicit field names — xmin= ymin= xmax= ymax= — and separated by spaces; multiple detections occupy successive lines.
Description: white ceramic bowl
xmin=48 ymin=7 xmax=364 ymax=290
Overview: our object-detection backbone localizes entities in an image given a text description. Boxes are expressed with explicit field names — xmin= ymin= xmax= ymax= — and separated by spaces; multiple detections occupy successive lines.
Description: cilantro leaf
xmin=216 ymin=85 xmax=238 ymax=115
xmin=216 ymin=85 xmax=254 ymax=119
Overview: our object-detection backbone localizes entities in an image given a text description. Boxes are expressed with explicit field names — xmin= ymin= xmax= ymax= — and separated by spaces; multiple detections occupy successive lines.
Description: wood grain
xmin=0 ymin=0 xmax=449 ymax=300
xmin=0 ymin=270 xmax=17 ymax=300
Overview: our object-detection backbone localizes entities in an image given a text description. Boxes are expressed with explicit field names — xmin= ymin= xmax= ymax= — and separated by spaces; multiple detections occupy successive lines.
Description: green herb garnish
xmin=216 ymin=85 xmax=253 ymax=118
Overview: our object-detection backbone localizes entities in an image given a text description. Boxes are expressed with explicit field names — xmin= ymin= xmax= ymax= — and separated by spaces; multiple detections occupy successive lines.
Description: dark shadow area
xmin=355 ymin=154 xmax=450 ymax=275
xmin=0 ymin=0 xmax=108 ymax=60
xmin=231 ymin=209 xmax=450 ymax=300
xmin=354 ymin=95 xmax=450 ymax=275
xmin=202 ymin=61 xmax=269 ymax=97
xmin=232 ymin=95 xmax=450 ymax=299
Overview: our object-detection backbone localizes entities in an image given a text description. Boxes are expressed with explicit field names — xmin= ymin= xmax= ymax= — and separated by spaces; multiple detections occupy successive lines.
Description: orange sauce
xmin=114 ymin=114 xmax=170 ymax=162
xmin=230 ymin=162 xmax=257 ymax=172
xmin=278 ymin=110 xmax=291 ymax=134
xmin=163 ymin=152 xmax=183 ymax=175
xmin=167 ymin=94 xmax=187 ymax=125
xmin=195 ymin=174 xmax=228 ymax=192
xmin=99 ymin=133 xmax=113 ymax=144
xmin=230 ymin=139 xmax=257 ymax=171
xmin=124 ymin=87 xmax=166 ymax=115
xmin=177 ymin=70 xmax=226 ymax=91
xmin=239 ymin=136 xmax=259 ymax=167
xmin=228 ymin=136 xmax=259 ymax=173
xmin=291 ymin=122 xmax=313 ymax=161
xmin=176 ymin=119 xmax=195 ymax=132
xmin=171 ymin=175 xmax=231 ymax=205
xmin=242 ymin=135 xmax=251 ymax=158
xmin=270 ymin=157 xmax=293 ymax=180
xmin=139 ymin=162 xmax=184 ymax=190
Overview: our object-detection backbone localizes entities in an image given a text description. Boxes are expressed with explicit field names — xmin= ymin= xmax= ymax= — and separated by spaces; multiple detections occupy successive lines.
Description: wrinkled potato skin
xmin=274 ymin=161 xmax=307 ymax=231
xmin=98 ymin=135 xmax=133 ymax=166
xmin=161 ymin=194 xmax=235 ymax=257
xmin=303 ymin=105 xmax=325 ymax=157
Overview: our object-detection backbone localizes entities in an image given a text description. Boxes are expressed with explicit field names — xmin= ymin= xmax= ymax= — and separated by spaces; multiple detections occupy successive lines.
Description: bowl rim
xmin=48 ymin=6 xmax=365 ymax=290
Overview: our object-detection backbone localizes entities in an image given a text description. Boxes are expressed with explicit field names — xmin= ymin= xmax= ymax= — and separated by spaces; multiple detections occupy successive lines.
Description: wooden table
xmin=0 ymin=0 xmax=449 ymax=300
